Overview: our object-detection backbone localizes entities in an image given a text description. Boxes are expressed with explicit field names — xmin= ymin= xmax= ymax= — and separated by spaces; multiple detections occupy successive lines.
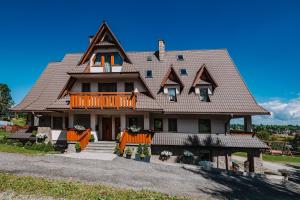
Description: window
xmin=168 ymin=118 xmax=177 ymax=132
xmin=114 ymin=53 xmax=123 ymax=65
xmin=146 ymin=70 xmax=152 ymax=78
xmin=177 ymin=55 xmax=184 ymax=61
xmin=95 ymin=53 xmax=101 ymax=65
xmin=200 ymin=88 xmax=210 ymax=102
xmin=98 ymin=83 xmax=117 ymax=92
xmin=81 ymin=83 xmax=91 ymax=92
xmin=147 ymin=56 xmax=152 ymax=61
xmin=125 ymin=82 xmax=134 ymax=92
xmin=53 ymin=117 xmax=63 ymax=130
xmin=180 ymin=69 xmax=187 ymax=76
xmin=168 ymin=88 xmax=177 ymax=102
xmin=198 ymin=119 xmax=211 ymax=133
xmin=154 ymin=118 xmax=163 ymax=132
xmin=128 ymin=116 xmax=144 ymax=129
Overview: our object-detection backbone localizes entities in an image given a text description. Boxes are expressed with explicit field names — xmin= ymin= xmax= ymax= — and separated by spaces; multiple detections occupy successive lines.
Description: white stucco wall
xmin=150 ymin=114 xmax=229 ymax=134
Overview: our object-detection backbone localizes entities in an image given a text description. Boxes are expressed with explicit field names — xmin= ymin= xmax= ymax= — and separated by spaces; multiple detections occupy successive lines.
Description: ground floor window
xmin=74 ymin=114 xmax=90 ymax=128
xmin=168 ymin=118 xmax=177 ymax=132
xmin=198 ymin=119 xmax=211 ymax=133
xmin=39 ymin=116 xmax=51 ymax=127
xmin=154 ymin=118 xmax=163 ymax=132
xmin=127 ymin=115 xmax=144 ymax=130
xmin=53 ymin=117 xmax=63 ymax=130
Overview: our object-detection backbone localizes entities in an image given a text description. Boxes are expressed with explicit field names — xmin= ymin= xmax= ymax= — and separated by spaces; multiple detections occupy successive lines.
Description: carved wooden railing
xmin=69 ymin=92 xmax=136 ymax=110
xmin=119 ymin=130 xmax=153 ymax=152
xmin=67 ymin=128 xmax=91 ymax=150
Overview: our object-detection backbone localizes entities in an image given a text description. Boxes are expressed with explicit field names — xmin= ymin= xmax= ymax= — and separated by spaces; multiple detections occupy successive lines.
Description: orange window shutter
xmin=111 ymin=54 xmax=114 ymax=65
xmin=101 ymin=55 xmax=105 ymax=67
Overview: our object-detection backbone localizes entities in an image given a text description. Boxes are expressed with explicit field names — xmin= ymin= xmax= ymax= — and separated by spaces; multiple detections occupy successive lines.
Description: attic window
xmin=177 ymin=55 xmax=184 ymax=61
xmin=180 ymin=69 xmax=187 ymax=76
xmin=147 ymin=56 xmax=152 ymax=61
xmin=200 ymin=88 xmax=210 ymax=102
xmin=146 ymin=70 xmax=152 ymax=78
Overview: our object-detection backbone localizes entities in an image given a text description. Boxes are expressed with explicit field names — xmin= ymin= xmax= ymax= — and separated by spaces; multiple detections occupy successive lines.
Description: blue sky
xmin=0 ymin=0 xmax=300 ymax=124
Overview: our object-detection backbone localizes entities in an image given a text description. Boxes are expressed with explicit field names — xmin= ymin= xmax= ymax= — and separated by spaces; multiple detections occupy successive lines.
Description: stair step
xmin=86 ymin=147 xmax=114 ymax=150
xmin=88 ymin=143 xmax=116 ymax=147
xmin=84 ymin=149 xmax=114 ymax=153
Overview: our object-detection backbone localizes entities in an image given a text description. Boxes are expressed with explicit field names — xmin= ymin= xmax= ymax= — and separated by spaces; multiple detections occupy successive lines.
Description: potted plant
xmin=116 ymin=133 xmax=121 ymax=143
xmin=159 ymin=150 xmax=173 ymax=161
xmin=114 ymin=144 xmax=123 ymax=157
xmin=125 ymin=147 xmax=132 ymax=159
xmin=89 ymin=134 xmax=95 ymax=142
xmin=75 ymin=142 xmax=81 ymax=153
xmin=142 ymin=144 xmax=151 ymax=162
xmin=135 ymin=144 xmax=151 ymax=162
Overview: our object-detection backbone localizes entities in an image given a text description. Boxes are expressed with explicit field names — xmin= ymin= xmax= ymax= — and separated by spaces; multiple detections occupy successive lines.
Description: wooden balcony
xmin=69 ymin=92 xmax=136 ymax=110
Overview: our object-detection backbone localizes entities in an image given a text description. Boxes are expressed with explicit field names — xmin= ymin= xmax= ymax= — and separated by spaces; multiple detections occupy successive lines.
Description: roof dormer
xmin=78 ymin=21 xmax=131 ymax=73
xmin=190 ymin=64 xmax=218 ymax=102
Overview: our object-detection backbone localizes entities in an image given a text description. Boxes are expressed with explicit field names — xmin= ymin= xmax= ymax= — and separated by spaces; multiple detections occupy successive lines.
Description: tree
xmin=0 ymin=84 xmax=14 ymax=118
xmin=256 ymin=130 xmax=270 ymax=141
xmin=291 ymin=133 xmax=300 ymax=150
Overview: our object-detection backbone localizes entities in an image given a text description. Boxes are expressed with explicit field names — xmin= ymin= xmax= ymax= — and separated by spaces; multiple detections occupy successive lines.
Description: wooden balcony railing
xmin=69 ymin=92 xmax=136 ymax=110
xmin=119 ymin=130 xmax=153 ymax=152
xmin=67 ymin=128 xmax=91 ymax=150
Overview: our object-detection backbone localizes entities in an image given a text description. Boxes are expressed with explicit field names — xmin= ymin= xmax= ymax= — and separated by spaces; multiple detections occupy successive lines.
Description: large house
xmin=12 ymin=21 xmax=269 ymax=172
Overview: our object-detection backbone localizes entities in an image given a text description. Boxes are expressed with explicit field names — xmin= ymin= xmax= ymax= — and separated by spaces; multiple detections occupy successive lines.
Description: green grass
xmin=0 ymin=129 xmax=7 ymax=139
xmin=233 ymin=152 xmax=300 ymax=163
xmin=0 ymin=173 xmax=188 ymax=200
xmin=0 ymin=144 xmax=49 ymax=155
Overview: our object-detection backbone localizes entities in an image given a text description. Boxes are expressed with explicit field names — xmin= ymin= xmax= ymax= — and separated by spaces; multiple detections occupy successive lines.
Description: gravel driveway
xmin=0 ymin=152 xmax=299 ymax=199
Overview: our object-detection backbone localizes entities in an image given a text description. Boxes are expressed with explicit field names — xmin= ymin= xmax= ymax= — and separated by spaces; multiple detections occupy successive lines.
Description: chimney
xmin=158 ymin=39 xmax=165 ymax=61
xmin=89 ymin=35 xmax=94 ymax=43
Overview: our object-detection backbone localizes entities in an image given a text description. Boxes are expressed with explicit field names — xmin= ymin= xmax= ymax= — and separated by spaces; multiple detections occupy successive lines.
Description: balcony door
xmin=102 ymin=117 xmax=112 ymax=140
xmin=98 ymin=83 xmax=117 ymax=92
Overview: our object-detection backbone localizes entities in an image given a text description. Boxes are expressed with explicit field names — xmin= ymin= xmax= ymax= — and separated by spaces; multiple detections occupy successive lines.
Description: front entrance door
xmin=102 ymin=117 xmax=112 ymax=140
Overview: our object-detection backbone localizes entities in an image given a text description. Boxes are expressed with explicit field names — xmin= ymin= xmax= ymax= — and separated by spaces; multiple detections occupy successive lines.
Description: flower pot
xmin=76 ymin=149 xmax=81 ymax=153
xmin=135 ymin=155 xmax=151 ymax=162
xmin=125 ymin=154 xmax=132 ymax=159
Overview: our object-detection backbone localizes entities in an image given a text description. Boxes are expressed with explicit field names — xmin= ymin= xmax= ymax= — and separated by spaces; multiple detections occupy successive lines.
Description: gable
xmin=190 ymin=64 xmax=218 ymax=93
xmin=78 ymin=21 xmax=131 ymax=66
xmin=160 ymin=65 xmax=184 ymax=93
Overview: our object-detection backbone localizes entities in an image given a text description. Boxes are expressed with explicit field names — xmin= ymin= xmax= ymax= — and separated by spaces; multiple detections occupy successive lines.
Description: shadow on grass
xmin=183 ymin=167 xmax=300 ymax=200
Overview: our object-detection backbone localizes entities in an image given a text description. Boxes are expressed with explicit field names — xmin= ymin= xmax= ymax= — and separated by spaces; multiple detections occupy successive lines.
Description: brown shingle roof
xmin=12 ymin=49 xmax=268 ymax=115
xmin=152 ymin=132 xmax=269 ymax=149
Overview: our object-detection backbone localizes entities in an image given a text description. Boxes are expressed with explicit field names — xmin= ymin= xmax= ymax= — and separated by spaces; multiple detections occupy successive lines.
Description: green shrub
xmin=114 ymin=144 xmax=120 ymax=154
xmin=89 ymin=134 xmax=95 ymax=142
xmin=24 ymin=141 xmax=32 ymax=149
xmin=136 ymin=144 xmax=143 ymax=155
xmin=143 ymin=144 xmax=150 ymax=156
xmin=15 ymin=141 xmax=24 ymax=147
xmin=0 ymin=136 xmax=7 ymax=144
xmin=125 ymin=147 xmax=132 ymax=155
xmin=30 ymin=143 xmax=46 ymax=151
xmin=31 ymin=130 xmax=37 ymax=136
xmin=75 ymin=142 xmax=81 ymax=152
xmin=5 ymin=139 xmax=14 ymax=145
xmin=44 ymin=142 xmax=54 ymax=152
xmin=116 ymin=133 xmax=121 ymax=141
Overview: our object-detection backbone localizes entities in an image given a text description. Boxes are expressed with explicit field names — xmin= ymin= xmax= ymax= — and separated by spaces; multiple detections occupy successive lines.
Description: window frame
xmin=200 ymin=87 xmax=210 ymax=102
xmin=168 ymin=118 xmax=177 ymax=132
xmin=198 ymin=119 xmax=211 ymax=133
xmin=125 ymin=82 xmax=134 ymax=92
xmin=154 ymin=118 xmax=163 ymax=132
xmin=180 ymin=68 xmax=188 ymax=76
xmin=168 ymin=88 xmax=177 ymax=102
xmin=81 ymin=83 xmax=91 ymax=92
xmin=146 ymin=70 xmax=153 ymax=78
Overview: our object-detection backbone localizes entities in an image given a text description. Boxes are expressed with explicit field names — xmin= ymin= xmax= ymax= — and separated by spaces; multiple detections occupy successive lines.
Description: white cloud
xmin=253 ymin=97 xmax=300 ymax=125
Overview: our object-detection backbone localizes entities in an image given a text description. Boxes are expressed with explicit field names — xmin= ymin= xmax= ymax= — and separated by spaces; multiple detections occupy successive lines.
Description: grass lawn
xmin=0 ymin=144 xmax=50 ymax=155
xmin=233 ymin=152 xmax=300 ymax=163
xmin=0 ymin=173 xmax=188 ymax=200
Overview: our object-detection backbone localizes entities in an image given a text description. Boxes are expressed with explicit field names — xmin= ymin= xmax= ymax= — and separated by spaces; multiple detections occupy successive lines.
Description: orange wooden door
xmin=102 ymin=117 xmax=112 ymax=141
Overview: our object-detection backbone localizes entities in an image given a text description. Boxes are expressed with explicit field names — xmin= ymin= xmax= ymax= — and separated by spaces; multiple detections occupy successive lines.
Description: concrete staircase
xmin=85 ymin=141 xmax=116 ymax=153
